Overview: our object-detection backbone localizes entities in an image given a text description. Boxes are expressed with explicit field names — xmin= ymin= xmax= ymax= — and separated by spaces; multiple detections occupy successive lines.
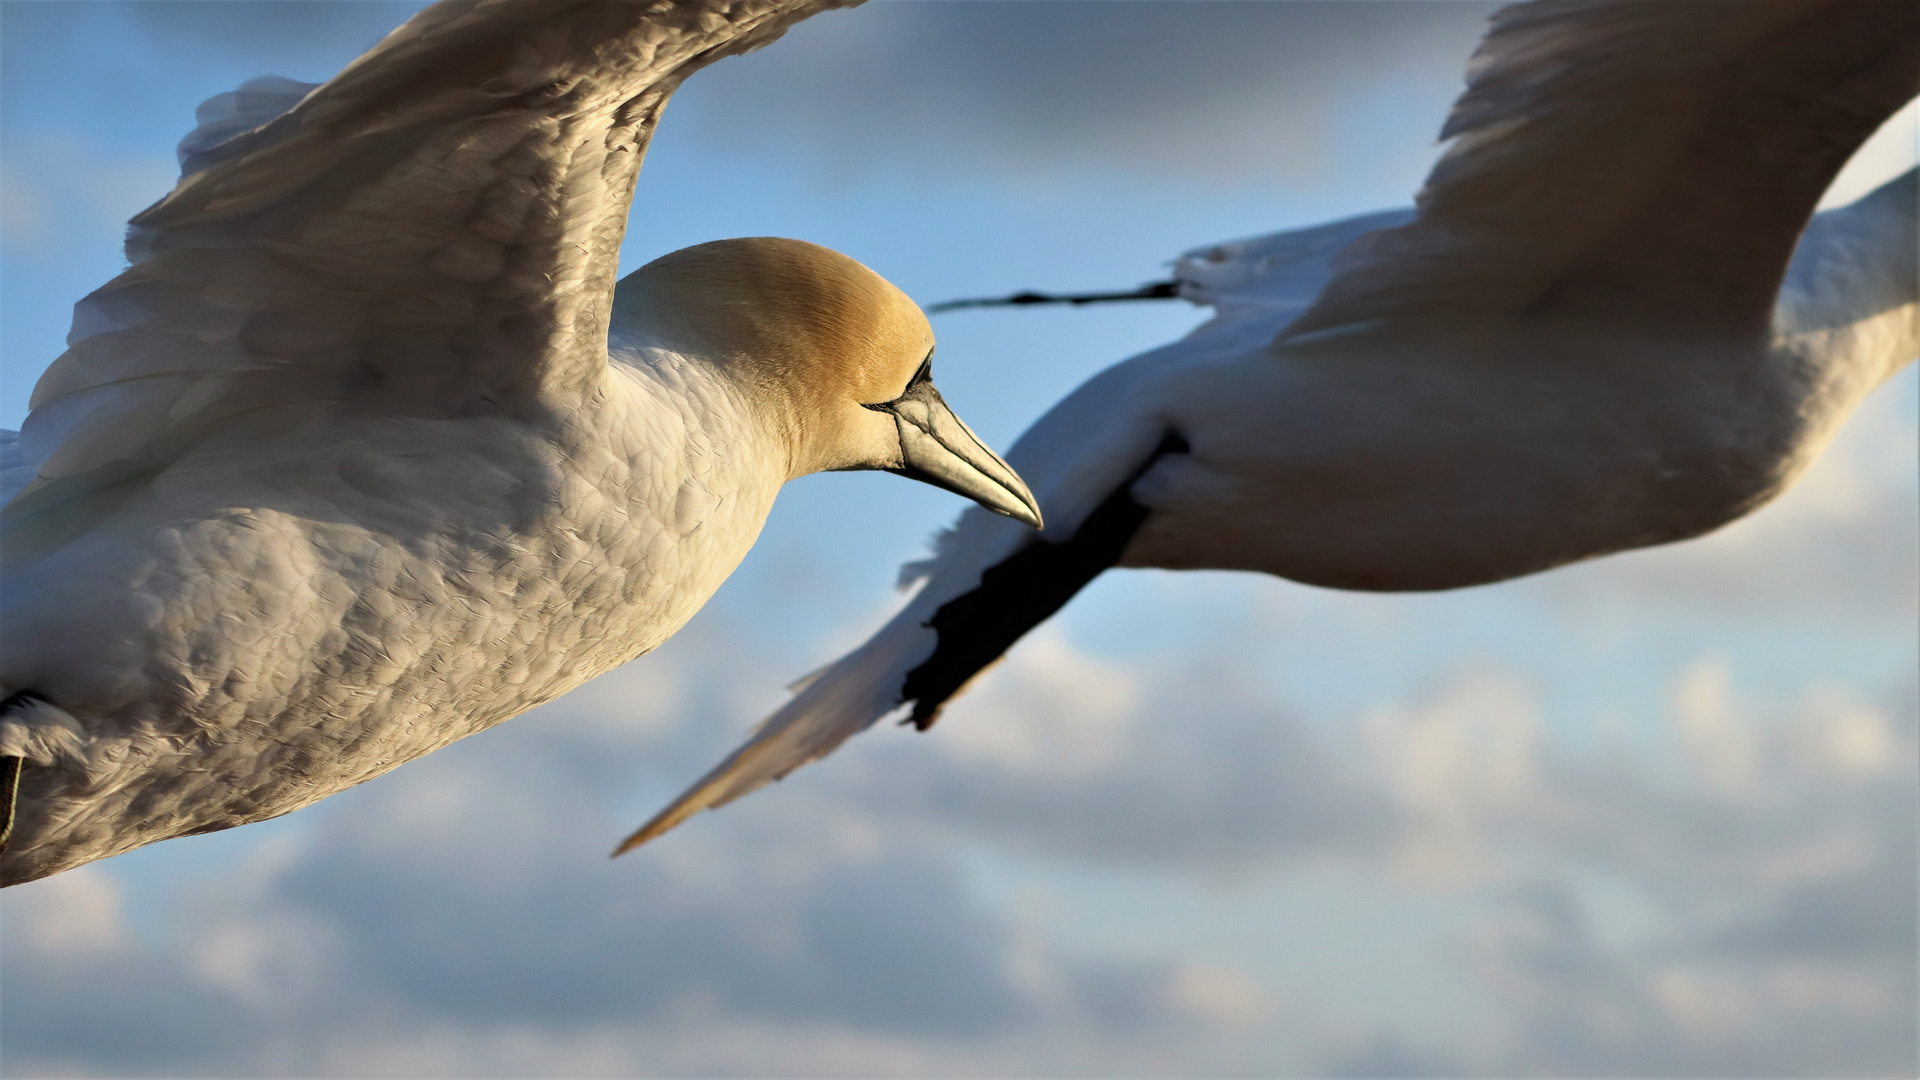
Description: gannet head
xmin=617 ymin=237 xmax=1042 ymax=527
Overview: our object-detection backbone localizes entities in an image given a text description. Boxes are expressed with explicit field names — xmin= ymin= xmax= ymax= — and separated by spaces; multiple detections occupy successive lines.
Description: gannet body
xmin=629 ymin=0 xmax=1919 ymax=848
xmin=0 ymin=0 xmax=1041 ymax=886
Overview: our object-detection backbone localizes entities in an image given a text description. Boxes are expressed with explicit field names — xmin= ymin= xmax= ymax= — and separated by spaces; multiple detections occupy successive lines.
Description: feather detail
xmin=10 ymin=0 xmax=858 ymax=512
xmin=1286 ymin=0 xmax=1920 ymax=339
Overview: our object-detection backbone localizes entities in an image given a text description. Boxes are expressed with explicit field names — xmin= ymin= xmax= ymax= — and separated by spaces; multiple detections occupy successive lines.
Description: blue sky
xmin=2 ymin=2 xmax=1916 ymax=1076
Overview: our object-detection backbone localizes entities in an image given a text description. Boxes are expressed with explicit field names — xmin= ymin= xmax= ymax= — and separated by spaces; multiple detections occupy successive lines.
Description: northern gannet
xmin=0 ymin=0 xmax=1041 ymax=886
xmin=626 ymin=0 xmax=1920 ymax=850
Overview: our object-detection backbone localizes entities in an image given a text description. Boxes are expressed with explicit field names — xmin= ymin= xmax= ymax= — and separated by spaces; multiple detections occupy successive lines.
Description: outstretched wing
xmin=11 ymin=0 xmax=853 ymax=508
xmin=1284 ymin=0 xmax=1919 ymax=342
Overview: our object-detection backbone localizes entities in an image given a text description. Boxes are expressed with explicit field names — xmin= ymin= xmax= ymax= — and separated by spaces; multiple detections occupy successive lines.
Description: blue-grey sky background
xmin=2 ymin=2 xmax=1915 ymax=1076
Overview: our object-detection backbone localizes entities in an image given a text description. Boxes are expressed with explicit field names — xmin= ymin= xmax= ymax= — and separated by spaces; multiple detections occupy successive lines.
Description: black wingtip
xmin=899 ymin=433 xmax=1190 ymax=726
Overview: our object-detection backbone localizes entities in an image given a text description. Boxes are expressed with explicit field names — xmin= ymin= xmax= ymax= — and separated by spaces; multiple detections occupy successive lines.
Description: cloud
xmin=679 ymin=1 xmax=1495 ymax=187
xmin=830 ymin=631 xmax=1917 ymax=1074
xmin=0 ymin=629 xmax=1205 ymax=1076
xmin=1466 ymin=874 xmax=1914 ymax=1076
xmin=4 ymin=612 xmax=1912 ymax=1076
xmin=117 ymin=1 xmax=421 ymax=78
xmin=835 ymin=626 xmax=1402 ymax=873
xmin=0 ymin=167 xmax=53 ymax=250
xmin=5 ymin=0 xmax=1490 ymax=196
xmin=0 ymin=866 xmax=260 ymax=1074
xmin=1449 ymin=670 xmax=1918 ymax=1076
xmin=0 ymin=136 xmax=177 ymax=255
xmin=2 ymin=5 xmax=1909 ymax=1075
xmin=687 ymin=0 xmax=1909 ymax=199
xmin=1323 ymin=1035 xmax=1466 ymax=1079
xmin=1363 ymin=669 xmax=1542 ymax=886
xmin=1 ymin=861 xmax=123 ymax=955
xmin=1161 ymin=962 xmax=1278 ymax=1030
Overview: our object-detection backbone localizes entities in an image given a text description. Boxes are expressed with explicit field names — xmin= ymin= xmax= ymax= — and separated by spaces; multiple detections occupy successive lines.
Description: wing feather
xmin=1285 ymin=0 xmax=1920 ymax=340
xmin=12 ymin=0 xmax=854 ymax=505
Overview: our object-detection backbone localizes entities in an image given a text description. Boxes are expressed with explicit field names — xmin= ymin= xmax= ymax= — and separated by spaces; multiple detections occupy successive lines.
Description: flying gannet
xmin=625 ymin=0 xmax=1919 ymax=851
xmin=0 ymin=0 xmax=1042 ymax=886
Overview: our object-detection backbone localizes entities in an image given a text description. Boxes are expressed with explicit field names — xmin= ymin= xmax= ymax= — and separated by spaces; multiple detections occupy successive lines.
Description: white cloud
xmin=1364 ymin=670 xmax=1541 ymax=886
xmin=1162 ymin=962 xmax=1278 ymax=1030
xmin=933 ymin=627 xmax=1139 ymax=776
xmin=0 ymin=135 xmax=174 ymax=257
xmin=1 ymin=4 xmax=1910 ymax=1076
xmin=678 ymin=1 xmax=1493 ymax=189
xmin=0 ymin=864 xmax=124 ymax=957
xmin=3 ymin=605 xmax=1911 ymax=1076
xmin=1796 ymin=683 xmax=1902 ymax=777
xmin=1671 ymin=657 xmax=1760 ymax=799
xmin=0 ymin=167 xmax=53 ymax=249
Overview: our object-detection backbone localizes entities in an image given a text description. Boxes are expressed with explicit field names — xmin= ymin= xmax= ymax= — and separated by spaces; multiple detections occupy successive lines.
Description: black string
xmin=926 ymin=280 xmax=1179 ymax=314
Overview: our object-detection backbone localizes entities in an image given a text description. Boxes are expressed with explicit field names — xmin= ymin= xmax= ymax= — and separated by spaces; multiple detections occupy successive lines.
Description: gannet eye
xmin=863 ymin=353 xmax=936 ymax=412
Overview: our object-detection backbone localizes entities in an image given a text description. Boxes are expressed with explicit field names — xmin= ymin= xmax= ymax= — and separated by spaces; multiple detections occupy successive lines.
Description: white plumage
xmin=630 ymin=0 xmax=1919 ymax=849
xmin=0 ymin=0 xmax=1044 ymax=886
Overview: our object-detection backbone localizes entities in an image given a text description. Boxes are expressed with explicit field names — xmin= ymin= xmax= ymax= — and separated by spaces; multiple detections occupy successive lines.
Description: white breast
xmin=0 ymin=352 xmax=783 ymax=878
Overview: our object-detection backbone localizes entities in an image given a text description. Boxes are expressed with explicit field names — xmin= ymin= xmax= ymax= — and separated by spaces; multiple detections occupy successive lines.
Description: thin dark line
xmin=926 ymin=281 xmax=1179 ymax=314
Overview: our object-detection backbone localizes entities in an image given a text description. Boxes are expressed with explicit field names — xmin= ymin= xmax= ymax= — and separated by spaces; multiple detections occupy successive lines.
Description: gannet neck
xmin=612 ymin=238 xmax=933 ymax=480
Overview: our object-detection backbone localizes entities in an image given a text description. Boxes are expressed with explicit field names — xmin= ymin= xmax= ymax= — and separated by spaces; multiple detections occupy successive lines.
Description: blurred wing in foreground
xmin=9 ymin=0 xmax=850 ymax=525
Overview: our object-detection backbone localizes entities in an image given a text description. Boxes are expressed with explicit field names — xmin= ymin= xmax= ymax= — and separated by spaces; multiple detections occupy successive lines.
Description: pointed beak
xmin=866 ymin=359 xmax=1043 ymax=529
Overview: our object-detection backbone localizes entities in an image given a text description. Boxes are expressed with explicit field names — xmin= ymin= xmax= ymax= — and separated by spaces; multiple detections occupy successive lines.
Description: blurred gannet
xmin=0 ymin=0 xmax=1040 ymax=886
xmin=625 ymin=0 xmax=1919 ymax=850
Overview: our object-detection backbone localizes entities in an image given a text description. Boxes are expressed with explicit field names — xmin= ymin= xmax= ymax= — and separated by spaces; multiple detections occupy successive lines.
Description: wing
xmin=1284 ymin=0 xmax=1920 ymax=342
xmin=11 ymin=0 xmax=853 ymax=509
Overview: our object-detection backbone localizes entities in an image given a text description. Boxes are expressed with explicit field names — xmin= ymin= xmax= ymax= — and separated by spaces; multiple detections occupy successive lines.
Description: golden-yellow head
xmin=618 ymin=237 xmax=1040 ymax=525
